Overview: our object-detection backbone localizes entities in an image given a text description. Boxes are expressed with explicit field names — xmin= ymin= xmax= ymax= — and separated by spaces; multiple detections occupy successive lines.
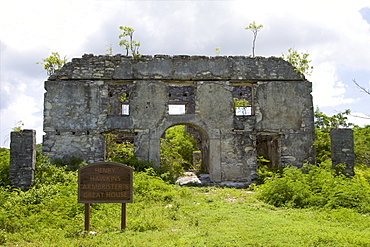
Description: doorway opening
xmin=160 ymin=124 xmax=209 ymax=182
xmin=256 ymin=134 xmax=280 ymax=168
xmin=103 ymin=131 xmax=152 ymax=172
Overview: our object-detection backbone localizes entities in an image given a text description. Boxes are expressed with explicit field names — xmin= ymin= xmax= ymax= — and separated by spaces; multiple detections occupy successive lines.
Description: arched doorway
xmin=160 ymin=123 xmax=210 ymax=180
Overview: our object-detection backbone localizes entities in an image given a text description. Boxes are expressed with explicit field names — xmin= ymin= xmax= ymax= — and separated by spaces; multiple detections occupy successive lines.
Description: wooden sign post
xmin=78 ymin=162 xmax=133 ymax=231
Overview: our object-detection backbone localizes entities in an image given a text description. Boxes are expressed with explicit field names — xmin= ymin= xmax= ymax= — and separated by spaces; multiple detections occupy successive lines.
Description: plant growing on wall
xmin=281 ymin=48 xmax=314 ymax=77
xmin=37 ymin=52 xmax=67 ymax=76
xmin=245 ymin=21 xmax=263 ymax=57
xmin=233 ymin=98 xmax=250 ymax=116
xmin=119 ymin=93 xmax=127 ymax=103
xmin=214 ymin=47 xmax=221 ymax=56
xmin=106 ymin=44 xmax=113 ymax=55
xmin=11 ymin=120 xmax=24 ymax=132
xmin=118 ymin=26 xmax=141 ymax=56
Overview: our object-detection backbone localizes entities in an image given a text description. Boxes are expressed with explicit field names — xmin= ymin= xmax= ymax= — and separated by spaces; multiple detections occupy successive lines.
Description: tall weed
xmin=0 ymin=148 xmax=10 ymax=187
xmin=134 ymin=168 xmax=189 ymax=203
xmin=257 ymin=161 xmax=370 ymax=213
xmin=34 ymin=151 xmax=77 ymax=186
xmin=106 ymin=141 xmax=152 ymax=172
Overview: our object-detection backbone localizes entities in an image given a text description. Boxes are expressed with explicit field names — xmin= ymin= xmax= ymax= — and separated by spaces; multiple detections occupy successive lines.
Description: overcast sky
xmin=1 ymin=0 xmax=370 ymax=147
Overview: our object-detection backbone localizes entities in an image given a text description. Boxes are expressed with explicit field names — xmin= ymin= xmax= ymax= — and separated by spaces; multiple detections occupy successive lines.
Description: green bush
xmin=0 ymin=148 xmax=10 ymax=187
xmin=257 ymin=161 xmax=370 ymax=213
xmin=163 ymin=125 xmax=198 ymax=169
xmin=53 ymin=156 xmax=86 ymax=171
xmin=34 ymin=151 xmax=77 ymax=187
xmin=159 ymin=138 xmax=185 ymax=182
xmin=133 ymin=168 xmax=180 ymax=202
xmin=0 ymin=152 xmax=81 ymax=235
xmin=256 ymin=156 xmax=283 ymax=184
xmin=353 ymin=125 xmax=370 ymax=167
xmin=105 ymin=137 xmax=153 ymax=172
xmin=158 ymin=125 xmax=200 ymax=183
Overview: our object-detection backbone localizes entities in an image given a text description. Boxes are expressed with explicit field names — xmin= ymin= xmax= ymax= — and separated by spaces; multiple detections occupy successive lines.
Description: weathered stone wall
xmin=10 ymin=130 xmax=36 ymax=191
xmin=49 ymin=54 xmax=300 ymax=81
xmin=43 ymin=79 xmax=107 ymax=163
xmin=253 ymin=80 xmax=315 ymax=168
xmin=330 ymin=128 xmax=354 ymax=176
xmin=220 ymin=130 xmax=257 ymax=182
xmin=43 ymin=55 xmax=315 ymax=185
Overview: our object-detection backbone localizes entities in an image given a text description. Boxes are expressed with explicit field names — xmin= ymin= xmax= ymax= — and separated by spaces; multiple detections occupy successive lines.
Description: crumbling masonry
xmin=43 ymin=55 xmax=315 ymax=185
xmin=10 ymin=130 xmax=36 ymax=191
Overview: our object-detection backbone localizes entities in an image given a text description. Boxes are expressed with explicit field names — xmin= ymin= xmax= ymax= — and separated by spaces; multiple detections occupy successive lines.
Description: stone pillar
xmin=148 ymin=138 xmax=160 ymax=168
xmin=134 ymin=129 xmax=151 ymax=164
xmin=330 ymin=128 xmax=354 ymax=176
xmin=209 ymin=138 xmax=221 ymax=182
xmin=10 ymin=129 xmax=36 ymax=191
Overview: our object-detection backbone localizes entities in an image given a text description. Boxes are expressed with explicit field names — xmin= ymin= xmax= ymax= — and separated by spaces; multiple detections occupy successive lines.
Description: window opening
xmin=168 ymin=84 xmax=195 ymax=114
xmin=235 ymin=106 xmax=252 ymax=116
xmin=232 ymin=85 xmax=253 ymax=116
xmin=122 ymin=104 xmax=129 ymax=115
xmin=168 ymin=104 xmax=186 ymax=115
xmin=103 ymin=131 xmax=135 ymax=161
xmin=234 ymin=98 xmax=252 ymax=116
xmin=108 ymin=84 xmax=130 ymax=116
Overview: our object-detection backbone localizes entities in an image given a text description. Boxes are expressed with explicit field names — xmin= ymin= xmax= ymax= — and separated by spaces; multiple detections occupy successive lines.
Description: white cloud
xmin=310 ymin=62 xmax=355 ymax=107
xmin=0 ymin=94 xmax=43 ymax=146
xmin=347 ymin=112 xmax=370 ymax=127
xmin=0 ymin=0 xmax=105 ymax=54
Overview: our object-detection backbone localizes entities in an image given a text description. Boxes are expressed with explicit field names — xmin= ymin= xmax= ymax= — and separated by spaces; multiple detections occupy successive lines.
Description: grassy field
xmin=1 ymin=147 xmax=370 ymax=246
xmin=2 ymin=179 xmax=370 ymax=247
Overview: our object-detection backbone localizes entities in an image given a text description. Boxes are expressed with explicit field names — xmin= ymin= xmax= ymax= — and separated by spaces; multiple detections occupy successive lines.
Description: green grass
xmin=2 ymin=184 xmax=370 ymax=246
xmin=2 ymin=152 xmax=370 ymax=246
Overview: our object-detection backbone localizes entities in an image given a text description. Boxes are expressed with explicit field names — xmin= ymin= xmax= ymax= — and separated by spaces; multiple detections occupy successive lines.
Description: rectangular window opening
xmin=121 ymin=104 xmax=129 ymax=115
xmin=235 ymin=106 xmax=252 ymax=116
xmin=168 ymin=104 xmax=186 ymax=115
xmin=232 ymin=85 xmax=253 ymax=116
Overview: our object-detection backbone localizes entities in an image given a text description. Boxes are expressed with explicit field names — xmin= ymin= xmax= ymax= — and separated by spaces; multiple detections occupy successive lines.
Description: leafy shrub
xmin=133 ymin=168 xmax=179 ymax=202
xmin=105 ymin=135 xmax=153 ymax=172
xmin=257 ymin=161 xmax=370 ymax=213
xmin=0 ymin=152 xmax=81 ymax=235
xmin=53 ymin=156 xmax=86 ymax=171
xmin=158 ymin=125 xmax=200 ymax=182
xmin=314 ymin=128 xmax=331 ymax=164
xmin=355 ymin=165 xmax=370 ymax=183
xmin=257 ymin=165 xmax=311 ymax=207
xmin=163 ymin=125 xmax=198 ymax=170
xmin=34 ymin=151 xmax=77 ymax=186
xmin=0 ymin=148 xmax=10 ymax=187
xmin=353 ymin=125 xmax=370 ymax=167
xmin=256 ymin=156 xmax=283 ymax=184
xmin=0 ymin=229 xmax=7 ymax=244
xmin=159 ymin=138 xmax=185 ymax=182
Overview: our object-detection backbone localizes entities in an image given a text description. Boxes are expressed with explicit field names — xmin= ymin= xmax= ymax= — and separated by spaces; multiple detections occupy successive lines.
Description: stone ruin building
xmin=42 ymin=54 xmax=316 ymax=185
